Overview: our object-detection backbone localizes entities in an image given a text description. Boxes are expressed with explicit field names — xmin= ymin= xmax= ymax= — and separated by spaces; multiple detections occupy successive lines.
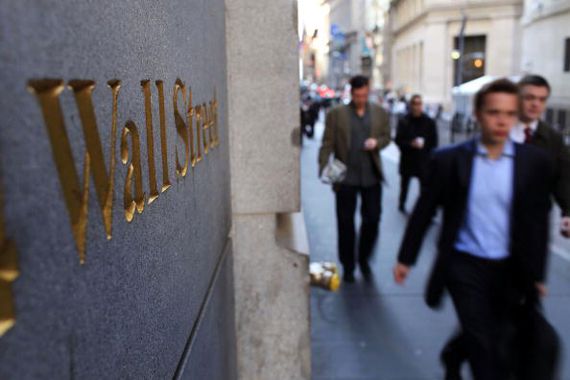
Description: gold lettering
xmin=28 ymin=79 xmax=121 ymax=263
xmin=187 ymin=88 xmax=197 ymax=167
xmin=141 ymin=80 xmax=160 ymax=204
xmin=121 ymin=121 xmax=146 ymax=222
xmin=202 ymin=102 xmax=212 ymax=155
xmin=173 ymin=79 xmax=190 ymax=176
xmin=0 ymin=182 xmax=20 ymax=336
xmin=156 ymin=80 xmax=171 ymax=192
xmin=28 ymin=78 xmax=221 ymax=254
xmin=211 ymin=89 xmax=220 ymax=147
xmin=194 ymin=104 xmax=203 ymax=164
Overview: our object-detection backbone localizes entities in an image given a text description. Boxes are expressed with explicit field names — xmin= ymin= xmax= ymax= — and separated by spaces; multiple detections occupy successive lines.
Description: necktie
xmin=524 ymin=126 xmax=533 ymax=143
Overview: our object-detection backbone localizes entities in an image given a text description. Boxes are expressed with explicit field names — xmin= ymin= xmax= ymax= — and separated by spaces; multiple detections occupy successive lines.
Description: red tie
xmin=524 ymin=126 xmax=533 ymax=143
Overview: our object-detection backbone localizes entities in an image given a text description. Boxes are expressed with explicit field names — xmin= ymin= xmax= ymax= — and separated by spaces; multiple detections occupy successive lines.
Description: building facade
xmin=299 ymin=0 xmax=331 ymax=83
xmin=389 ymin=0 xmax=523 ymax=107
xmin=328 ymin=0 xmax=390 ymax=90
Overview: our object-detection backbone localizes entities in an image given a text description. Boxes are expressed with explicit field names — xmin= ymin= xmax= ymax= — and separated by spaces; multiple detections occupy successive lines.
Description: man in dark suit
xmin=319 ymin=75 xmax=391 ymax=282
xmin=440 ymin=74 xmax=568 ymax=380
xmin=512 ymin=75 xmax=570 ymax=234
xmin=393 ymin=79 xmax=556 ymax=380
xmin=395 ymin=94 xmax=438 ymax=213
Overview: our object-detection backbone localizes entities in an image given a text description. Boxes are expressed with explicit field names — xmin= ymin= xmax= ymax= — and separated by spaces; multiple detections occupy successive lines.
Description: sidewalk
xmin=302 ymin=115 xmax=570 ymax=380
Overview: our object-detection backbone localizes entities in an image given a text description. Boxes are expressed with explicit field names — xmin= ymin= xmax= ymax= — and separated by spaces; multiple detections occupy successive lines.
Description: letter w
xmin=27 ymin=79 xmax=120 ymax=264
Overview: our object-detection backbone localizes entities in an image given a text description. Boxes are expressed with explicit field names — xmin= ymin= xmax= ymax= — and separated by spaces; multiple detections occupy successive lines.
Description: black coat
xmin=397 ymin=140 xmax=554 ymax=309
xmin=531 ymin=121 xmax=570 ymax=216
xmin=395 ymin=113 xmax=438 ymax=177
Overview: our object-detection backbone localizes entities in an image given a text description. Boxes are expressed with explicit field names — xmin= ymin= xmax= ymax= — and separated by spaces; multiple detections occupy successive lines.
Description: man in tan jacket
xmin=318 ymin=75 xmax=391 ymax=282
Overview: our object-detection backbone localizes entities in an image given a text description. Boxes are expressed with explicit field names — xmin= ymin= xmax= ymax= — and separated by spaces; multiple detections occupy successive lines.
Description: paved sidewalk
xmin=303 ymin=115 xmax=570 ymax=380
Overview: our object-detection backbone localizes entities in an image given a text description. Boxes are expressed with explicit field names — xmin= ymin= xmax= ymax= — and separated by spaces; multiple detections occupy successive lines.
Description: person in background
xmin=395 ymin=94 xmax=438 ymax=213
xmin=512 ymin=74 xmax=570 ymax=236
xmin=318 ymin=75 xmax=391 ymax=283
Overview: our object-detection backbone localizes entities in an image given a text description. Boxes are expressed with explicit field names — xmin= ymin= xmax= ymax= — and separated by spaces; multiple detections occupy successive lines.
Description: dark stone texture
xmin=177 ymin=243 xmax=237 ymax=380
xmin=0 ymin=1 xmax=233 ymax=379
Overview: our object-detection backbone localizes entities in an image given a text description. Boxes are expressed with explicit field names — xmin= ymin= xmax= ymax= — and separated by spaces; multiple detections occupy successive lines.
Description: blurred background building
xmin=299 ymin=0 xmax=391 ymax=92
xmin=389 ymin=0 xmax=523 ymax=108
xmin=298 ymin=0 xmax=569 ymax=136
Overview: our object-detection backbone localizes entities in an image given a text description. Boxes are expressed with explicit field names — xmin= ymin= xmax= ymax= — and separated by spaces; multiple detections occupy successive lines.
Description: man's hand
xmin=393 ymin=263 xmax=410 ymax=285
xmin=535 ymin=282 xmax=548 ymax=298
xmin=410 ymin=137 xmax=425 ymax=149
xmin=560 ymin=216 xmax=570 ymax=238
xmin=363 ymin=138 xmax=378 ymax=151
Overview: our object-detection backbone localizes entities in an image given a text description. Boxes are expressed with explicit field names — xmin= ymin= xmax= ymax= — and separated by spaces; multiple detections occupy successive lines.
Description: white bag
xmin=320 ymin=158 xmax=347 ymax=184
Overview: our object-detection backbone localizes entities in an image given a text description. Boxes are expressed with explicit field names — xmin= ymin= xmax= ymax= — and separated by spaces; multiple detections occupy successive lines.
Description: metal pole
xmin=456 ymin=13 xmax=467 ymax=87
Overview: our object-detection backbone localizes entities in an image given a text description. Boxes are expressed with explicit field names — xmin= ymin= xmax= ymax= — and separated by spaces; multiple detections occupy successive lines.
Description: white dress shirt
xmin=510 ymin=119 xmax=538 ymax=143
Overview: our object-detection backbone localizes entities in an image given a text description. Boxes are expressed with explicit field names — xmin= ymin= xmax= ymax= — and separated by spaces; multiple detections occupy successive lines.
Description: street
xmin=303 ymin=113 xmax=570 ymax=380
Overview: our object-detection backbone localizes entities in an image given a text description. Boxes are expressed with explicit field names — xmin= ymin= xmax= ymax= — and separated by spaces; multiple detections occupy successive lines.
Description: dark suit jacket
xmin=395 ymin=113 xmax=438 ymax=177
xmin=397 ymin=139 xmax=554 ymax=308
xmin=318 ymin=103 xmax=390 ymax=180
xmin=532 ymin=121 xmax=570 ymax=216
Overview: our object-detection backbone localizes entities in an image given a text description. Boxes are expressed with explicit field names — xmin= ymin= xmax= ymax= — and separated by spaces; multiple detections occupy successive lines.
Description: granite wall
xmin=226 ymin=0 xmax=312 ymax=378
xmin=0 ymin=1 xmax=236 ymax=378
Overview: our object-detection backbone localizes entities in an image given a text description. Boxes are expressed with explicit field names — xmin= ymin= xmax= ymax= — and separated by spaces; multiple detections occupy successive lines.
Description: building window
xmin=565 ymin=38 xmax=570 ymax=72
xmin=453 ymin=35 xmax=486 ymax=86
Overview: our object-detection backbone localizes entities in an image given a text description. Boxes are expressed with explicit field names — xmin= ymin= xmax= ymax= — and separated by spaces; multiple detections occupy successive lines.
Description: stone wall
xmin=225 ymin=0 xmax=311 ymax=379
xmin=0 ymin=1 xmax=236 ymax=378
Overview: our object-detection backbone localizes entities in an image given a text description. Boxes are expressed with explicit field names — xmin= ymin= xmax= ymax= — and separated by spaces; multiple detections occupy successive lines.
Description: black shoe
xmin=343 ymin=272 xmax=355 ymax=283
xmin=440 ymin=349 xmax=463 ymax=380
xmin=360 ymin=262 xmax=374 ymax=282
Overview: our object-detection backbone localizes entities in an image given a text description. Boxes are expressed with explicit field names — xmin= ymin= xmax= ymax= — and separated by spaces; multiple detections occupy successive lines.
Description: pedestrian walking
xmin=395 ymin=94 xmax=438 ymax=213
xmin=318 ymin=75 xmax=391 ymax=283
xmin=440 ymin=74 xmax=568 ymax=380
xmin=512 ymin=75 xmax=570 ymax=234
xmin=393 ymin=79 xmax=557 ymax=380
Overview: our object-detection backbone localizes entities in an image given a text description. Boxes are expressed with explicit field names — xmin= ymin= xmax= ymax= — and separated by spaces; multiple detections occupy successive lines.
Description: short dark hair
xmin=349 ymin=75 xmax=369 ymax=91
xmin=474 ymin=78 xmax=519 ymax=113
xmin=518 ymin=74 xmax=551 ymax=94
xmin=410 ymin=94 xmax=422 ymax=104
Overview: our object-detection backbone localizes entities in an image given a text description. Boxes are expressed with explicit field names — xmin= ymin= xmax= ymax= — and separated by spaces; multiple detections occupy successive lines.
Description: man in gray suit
xmin=318 ymin=75 xmax=391 ymax=282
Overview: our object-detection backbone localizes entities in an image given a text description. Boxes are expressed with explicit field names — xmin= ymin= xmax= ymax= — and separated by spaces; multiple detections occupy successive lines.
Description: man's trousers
xmin=446 ymin=252 xmax=513 ymax=380
xmin=335 ymin=184 xmax=382 ymax=274
xmin=399 ymin=174 xmax=423 ymax=209
xmin=442 ymin=292 xmax=560 ymax=380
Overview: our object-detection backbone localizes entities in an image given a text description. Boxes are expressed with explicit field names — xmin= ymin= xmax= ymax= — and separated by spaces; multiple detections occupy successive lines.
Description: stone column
xmin=225 ymin=0 xmax=311 ymax=379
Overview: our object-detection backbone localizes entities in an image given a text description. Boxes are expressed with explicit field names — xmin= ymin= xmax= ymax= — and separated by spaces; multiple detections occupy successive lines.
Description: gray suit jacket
xmin=318 ymin=103 xmax=391 ymax=181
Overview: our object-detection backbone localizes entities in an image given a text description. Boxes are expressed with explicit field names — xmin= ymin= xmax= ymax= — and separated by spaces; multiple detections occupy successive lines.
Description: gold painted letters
xmin=0 ymin=184 xmax=19 ymax=337
xmin=121 ymin=121 xmax=146 ymax=222
xmin=28 ymin=79 xmax=121 ymax=263
xmin=156 ymin=80 xmax=172 ymax=193
xmin=173 ymin=79 xmax=190 ymax=176
xmin=141 ymin=80 xmax=160 ymax=204
xmin=28 ymin=78 xmax=220 ymax=260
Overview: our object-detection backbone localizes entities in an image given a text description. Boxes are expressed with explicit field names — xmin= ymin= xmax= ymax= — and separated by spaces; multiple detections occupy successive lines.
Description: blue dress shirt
xmin=454 ymin=140 xmax=515 ymax=260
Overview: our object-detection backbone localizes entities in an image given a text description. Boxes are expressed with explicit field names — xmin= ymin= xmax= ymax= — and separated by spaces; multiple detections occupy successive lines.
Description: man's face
xmin=476 ymin=92 xmax=518 ymax=145
xmin=410 ymin=97 xmax=423 ymax=117
xmin=520 ymin=84 xmax=549 ymax=123
xmin=351 ymin=85 xmax=369 ymax=108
